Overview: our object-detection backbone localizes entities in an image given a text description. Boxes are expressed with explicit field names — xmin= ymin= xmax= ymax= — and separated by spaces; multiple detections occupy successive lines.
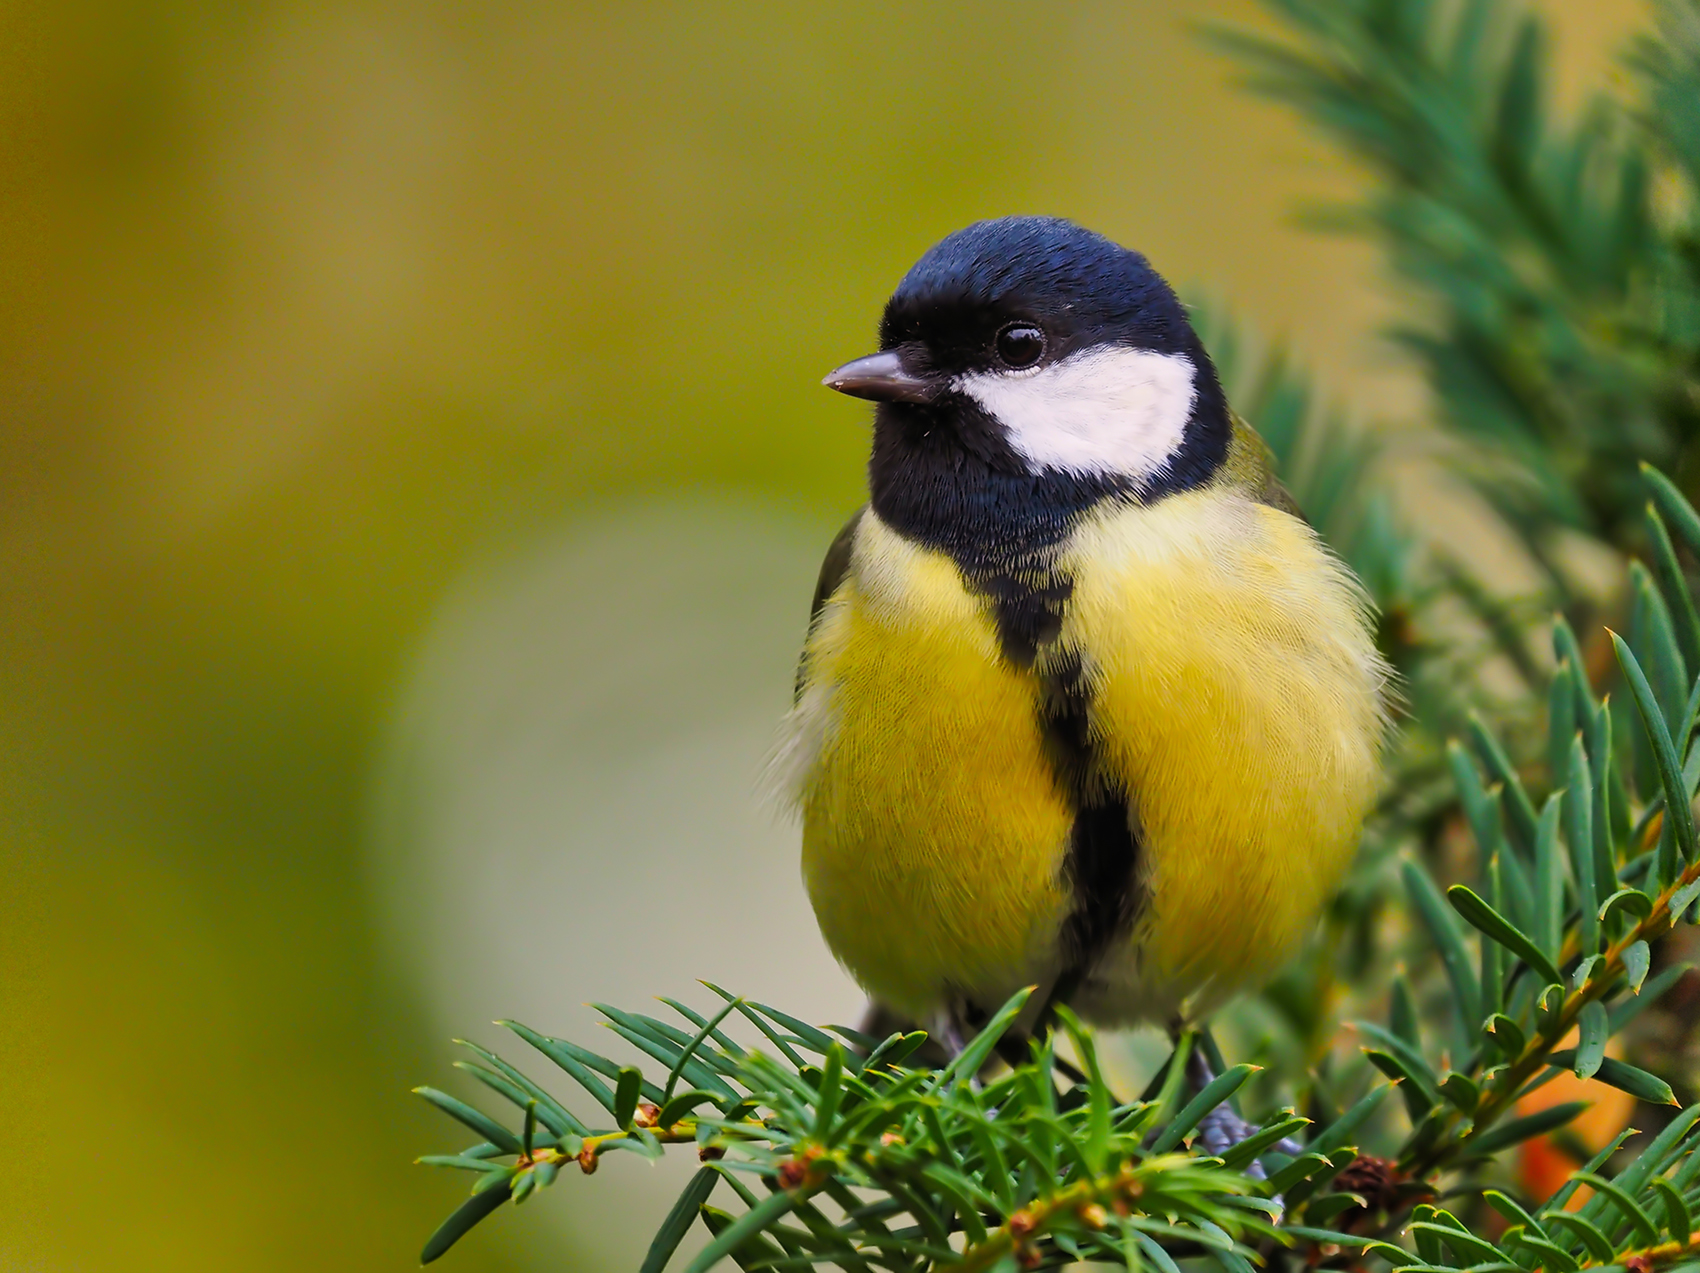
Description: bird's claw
xmin=1184 ymin=1043 xmax=1284 ymax=1214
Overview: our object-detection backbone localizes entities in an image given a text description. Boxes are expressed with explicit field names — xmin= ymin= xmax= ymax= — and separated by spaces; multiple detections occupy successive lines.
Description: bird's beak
xmin=822 ymin=350 xmax=939 ymax=404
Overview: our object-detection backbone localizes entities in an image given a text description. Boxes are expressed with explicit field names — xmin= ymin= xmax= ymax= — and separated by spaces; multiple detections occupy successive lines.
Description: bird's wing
xmin=809 ymin=507 xmax=866 ymax=626
xmin=794 ymin=507 xmax=866 ymax=701
xmin=1219 ymin=412 xmax=1306 ymax=522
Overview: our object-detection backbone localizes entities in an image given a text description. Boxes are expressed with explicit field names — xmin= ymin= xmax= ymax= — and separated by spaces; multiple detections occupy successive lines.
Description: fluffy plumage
xmin=780 ymin=216 xmax=1390 ymax=1032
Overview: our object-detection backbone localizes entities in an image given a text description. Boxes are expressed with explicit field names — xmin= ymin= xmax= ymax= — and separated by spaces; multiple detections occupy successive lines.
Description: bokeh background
xmin=0 ymin=2 xmax=1648 ymax=1268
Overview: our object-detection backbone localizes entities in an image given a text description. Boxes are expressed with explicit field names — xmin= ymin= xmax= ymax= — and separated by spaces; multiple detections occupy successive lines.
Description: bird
xmin=773 ymin=215 xmax=1390 ymax=1060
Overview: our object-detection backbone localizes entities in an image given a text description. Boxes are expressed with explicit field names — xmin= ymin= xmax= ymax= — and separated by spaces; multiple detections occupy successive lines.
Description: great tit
xmin=776 ymin=216 xmax=1390 ymax=1044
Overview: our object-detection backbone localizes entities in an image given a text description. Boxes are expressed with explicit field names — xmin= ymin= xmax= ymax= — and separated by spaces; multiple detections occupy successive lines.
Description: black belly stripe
xmin=971 ymin=564 xmax=1073 ymax=669
xmin=969 ymin=566 xmax=1145 ymax=984
xmin=1038 ymin=648 xmax=1145 ymax=977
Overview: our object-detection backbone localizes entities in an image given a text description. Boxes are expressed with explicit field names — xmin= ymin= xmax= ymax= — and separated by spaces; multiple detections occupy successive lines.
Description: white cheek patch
xmin=955 ymin=347 xmax=1198 ymax=482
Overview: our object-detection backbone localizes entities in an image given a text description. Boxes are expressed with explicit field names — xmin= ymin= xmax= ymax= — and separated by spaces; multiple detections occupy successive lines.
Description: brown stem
xmin=949 ymin=1178 xmax=1100 ymax=1273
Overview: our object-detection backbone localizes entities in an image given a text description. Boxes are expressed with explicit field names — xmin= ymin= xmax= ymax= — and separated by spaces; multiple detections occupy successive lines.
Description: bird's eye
xmin=994 ymin=323 xmax=1046 ymax=369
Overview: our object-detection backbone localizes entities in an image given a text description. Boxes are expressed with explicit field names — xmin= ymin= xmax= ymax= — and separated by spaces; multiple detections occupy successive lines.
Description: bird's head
xmin=826 ymin=216 xmax=1230 ymax=500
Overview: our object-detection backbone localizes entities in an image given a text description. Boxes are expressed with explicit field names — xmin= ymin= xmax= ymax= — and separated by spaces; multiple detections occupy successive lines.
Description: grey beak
xmin=822 ymin=350 xmax=939 ymax=404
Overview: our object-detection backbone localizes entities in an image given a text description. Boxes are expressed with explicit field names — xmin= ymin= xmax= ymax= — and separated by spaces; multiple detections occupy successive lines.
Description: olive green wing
xmin=794 ymin=507 xmax=865 ymax=701
xmin=810 ymin=508 xmax=865 ymax=624
xmin=1218 ymin=411 xmax=1307 ymax=522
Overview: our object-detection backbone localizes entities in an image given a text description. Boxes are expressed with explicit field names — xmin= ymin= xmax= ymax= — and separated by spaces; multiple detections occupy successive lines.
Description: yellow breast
xmin=787 ymin=515 xmax=1072 ymax=1018
xmin=1058 ymin=489 xmax=1388 ymax=1020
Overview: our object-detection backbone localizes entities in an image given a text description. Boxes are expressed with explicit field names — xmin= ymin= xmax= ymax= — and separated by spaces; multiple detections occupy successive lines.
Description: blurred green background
xmin=0 ymin=2 xmax=1646 ymax=1268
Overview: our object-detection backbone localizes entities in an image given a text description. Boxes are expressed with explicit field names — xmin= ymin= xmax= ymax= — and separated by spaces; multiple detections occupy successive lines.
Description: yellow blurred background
xmin=0 ymin=2 xmax=1645 ymax=1268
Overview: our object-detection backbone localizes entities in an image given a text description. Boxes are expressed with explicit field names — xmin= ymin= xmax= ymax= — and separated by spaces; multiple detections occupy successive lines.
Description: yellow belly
xmin=784 ymin=494 xmax=1387 ymax=1024
xmin=791 ymin=520 xmax=1072 ymax=1018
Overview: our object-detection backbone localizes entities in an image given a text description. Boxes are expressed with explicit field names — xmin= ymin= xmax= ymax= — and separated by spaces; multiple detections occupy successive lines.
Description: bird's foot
xmin=1183 ymin=1045 xmax=1295 ymax=1209
xmin=1194 ymin=1101 xmax=1265 ymax=1172
xmin=930 ymin=1009 xmax=971 ymax=1059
